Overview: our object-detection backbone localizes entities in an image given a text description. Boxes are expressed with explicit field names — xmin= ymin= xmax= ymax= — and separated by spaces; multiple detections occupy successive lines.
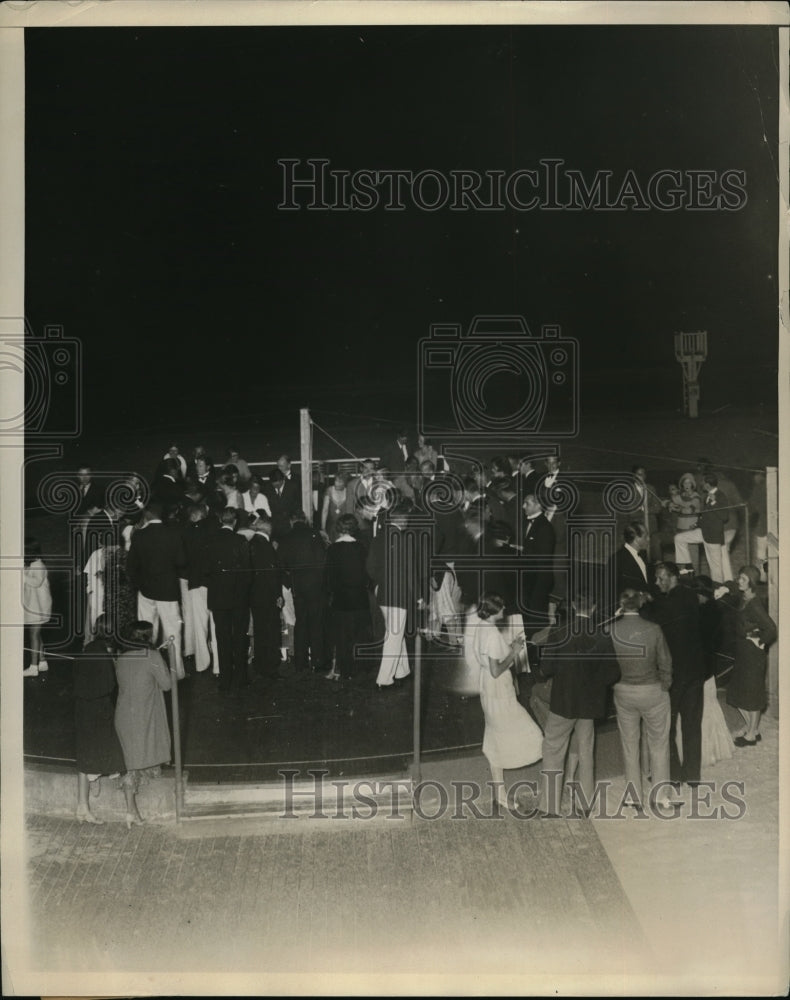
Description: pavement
xmin=6 ymin=697 xmax=787 ymax=996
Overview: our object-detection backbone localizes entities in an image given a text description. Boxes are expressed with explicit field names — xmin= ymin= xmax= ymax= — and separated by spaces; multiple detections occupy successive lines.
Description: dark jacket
xmin=367 ymin=523 xmax=420 ymax=610
xmin=181 ymin=517 xmax=218 ymax=590
xmin=699 ymin=489 xmax=730 ymax=544
xmin=520 ymin=513 xmax=555 ymax=604
xmin=75 ymin=480 xmax=105 ymax=516
xmin=205 ymin=526 xmax=251 ymax=611
xmin=126 ymin=521 xmax=186 ymax=602
xmin=640 ymin=583 xmax=706 ymax=685
xmin=277 ymin=522 xmax=326 ymax=595
xmin=325 ymin=539 xmax=370 ymax=612
xmin=605 ymin=546 xmax=652 ymax=616
xmin=264 ymin=479 xmax=301 ymax=539
xmin=249 ymin=533 xmax=282 ymax=607
xmin=539 ymin=617 xmax=620 ymax=719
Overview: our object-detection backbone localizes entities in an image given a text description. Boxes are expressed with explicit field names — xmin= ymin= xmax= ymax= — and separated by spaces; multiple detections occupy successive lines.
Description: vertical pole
xmin=300 ymin=407 xmax=313 ymax=523
xmin=766 ymin=467 xmax=779 ymax=718
xmin=412 ymin=629 xmax=422 ymax=784
xmin=168 ymin=637 xmax=184 ymax=821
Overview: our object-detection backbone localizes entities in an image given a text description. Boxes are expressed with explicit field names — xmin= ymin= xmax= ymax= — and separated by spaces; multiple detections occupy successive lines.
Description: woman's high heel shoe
xmin=125 ymin=813 xmax=144 ymax=830
xmin=76 ymin=807 xmax=104 ymax=825
xmin=324 ymin=669 xmax=340 ymax=681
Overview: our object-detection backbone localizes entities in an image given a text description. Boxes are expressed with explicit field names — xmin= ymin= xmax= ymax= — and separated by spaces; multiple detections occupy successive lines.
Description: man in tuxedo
xmin=249 ymin=514 xmax=283 ymax=681
xmin=205 ymin=507 xmax=252 ymax=693
xmin=675 ymin=472 xmax=731 ymax=582
xmin=266 ymin=468 xmax=301 ymax=541
xmin=640 ymin=561 xmax=706 ymax=788
xmin=536 ymin=593 xmax=620 ymax=817
xmin=277 ymin=510 xmax=327 ymax=673
xmin=126 ymin=503 xmax=186 ymax=679
xmin=520 ymin=493 xmax=556 ymax=638
xmin=605 ymin=522 xmax=652 ymax=619
xmin=276 ymin=453 xmax=302 ymax=504
xmin=631 ymin=465 xmax=665 ymax=563
xmin=383 ymin=428 xmax=411 ymax=475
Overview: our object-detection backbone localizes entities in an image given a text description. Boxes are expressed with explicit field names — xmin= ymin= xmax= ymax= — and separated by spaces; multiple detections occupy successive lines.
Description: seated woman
xmin=74 ymin=615 xmax=126 ymax=823
xmin=463 ymin=592 xmax=543 ymax=810
xmin=242 ymin=475 xmax=271 ymax=519
xmin=114 ymin=620 xmax=173 ymax=828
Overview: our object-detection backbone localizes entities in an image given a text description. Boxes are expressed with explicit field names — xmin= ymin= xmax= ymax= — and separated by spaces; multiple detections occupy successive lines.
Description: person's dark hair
xmin=572 ymin=592 xmax=595 ymax=611
xmin=404 ymin=458 xmax=419 ymax=473
xmin=144 ymin=502 xmax=164 ymax=522
xmin=220 ymin=507 xmax=239 ymax=527
xmin=249 ymin=475 xmax=262 ymax=489
xmin=335 ymin=513 xmax=358 ymax=537
xmin=703 ymin=472 xmax=719 ymax=488
xmin=658 ymin=561 xmax=680 ymax=579
xmin=397 ymin=427 xmax=408 ymax=438
xmin=278 ymin=453 xmax=291 ymax=464
xmin=24 ymin=536 xmax=42 ymax=564
xmin=489 ymin=456 xmax=507 ymax=476
xmin=739 ymin=565 xmax=761 ymax=593
xmin=332 ymin=471 xmax=347 ymax=487
xmin=477 ymin=593 xmax=505 ymax=620
xmin=125 ymin=619 xmax=155 ymax=646
xmin=269 ymin=468 xmax=284 ymax=485
xmin=623 ymin=522 xmax=647 ymax=544
xmin=619 ymin=588 xmax=642 ymax=612
xmin=223 ymin=463 xmax=239 ymax=478
xmin=219 ymin=471 xmax=236 ymax=488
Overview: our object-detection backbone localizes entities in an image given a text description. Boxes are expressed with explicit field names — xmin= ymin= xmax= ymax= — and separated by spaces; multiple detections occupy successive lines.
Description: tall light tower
xmin=674 ymin=330 xmax=708 ymax=418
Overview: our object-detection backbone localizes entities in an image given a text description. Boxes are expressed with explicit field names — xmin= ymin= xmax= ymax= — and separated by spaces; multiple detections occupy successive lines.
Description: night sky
xmin=24 ymin=25 xmax=780 ymax=434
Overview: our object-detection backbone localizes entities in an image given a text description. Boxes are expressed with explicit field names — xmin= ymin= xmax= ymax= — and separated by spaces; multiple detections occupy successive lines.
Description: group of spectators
xmin=22 ymin=431 xmax=775 ymax=824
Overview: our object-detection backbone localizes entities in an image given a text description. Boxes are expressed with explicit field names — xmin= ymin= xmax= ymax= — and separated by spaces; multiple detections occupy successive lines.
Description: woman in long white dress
xmin=464 ymin=593 xmax=544 ymax=808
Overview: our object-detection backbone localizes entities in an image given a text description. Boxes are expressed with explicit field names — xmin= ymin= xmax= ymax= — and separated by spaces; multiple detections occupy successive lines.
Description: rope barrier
xmin=309 ymin=417 xmax=361 ymax=461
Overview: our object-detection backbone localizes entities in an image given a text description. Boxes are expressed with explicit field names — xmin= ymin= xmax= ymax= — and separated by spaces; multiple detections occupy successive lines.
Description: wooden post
xmin=299 ymin=407 xmax=313 ymax=522
xmin=766 ymin=466 xmax=779 ymax=718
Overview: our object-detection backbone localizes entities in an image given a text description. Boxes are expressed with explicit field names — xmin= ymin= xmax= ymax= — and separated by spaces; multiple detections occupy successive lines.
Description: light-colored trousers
xmin=675 ymin=529 xmax=731 ymax=583
xmin=613 ymin=682 xmax=670 ymax=806
xmin=539 ymin=713 xmax=595 ymax=815
xmin=137 ymin=593 xmax=184 ymax=679
xmin=182 ymin=583 xmax=212 ymax=672
xmin=376 ymin=606 xmax=411 ymax=686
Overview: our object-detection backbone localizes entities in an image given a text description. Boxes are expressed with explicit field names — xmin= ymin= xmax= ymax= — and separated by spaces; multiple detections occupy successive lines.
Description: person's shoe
xmin=125 ymin=812 xmax=144 ymax=830
xmin=734 ymin=735 xmax=757 ymax=747
xmin=22 ymin=665 xmax=39 ymax=677
xmin=37 ymin=660 xmax=49 ymax=672
xmin=76 ymin=806 xmax=104 ymax=825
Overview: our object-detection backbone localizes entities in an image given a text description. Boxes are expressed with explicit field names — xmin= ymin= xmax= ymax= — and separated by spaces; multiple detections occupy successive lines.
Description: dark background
xmin=24 ymin=25 xmax=780 ymax=447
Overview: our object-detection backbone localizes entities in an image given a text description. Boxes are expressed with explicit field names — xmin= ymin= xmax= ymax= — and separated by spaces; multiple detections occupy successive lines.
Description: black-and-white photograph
xmin=1 ymin=1 xmax=787 ymax=995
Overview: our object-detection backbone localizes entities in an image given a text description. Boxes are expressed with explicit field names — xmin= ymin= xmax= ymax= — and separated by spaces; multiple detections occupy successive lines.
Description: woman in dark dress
xmin=324 ymin=514 xmax=371 ymax=681
xmin=74 ymin=616 xmax=126 ymax=824
xmin=715 ymin=565 xmax=776 ymax=746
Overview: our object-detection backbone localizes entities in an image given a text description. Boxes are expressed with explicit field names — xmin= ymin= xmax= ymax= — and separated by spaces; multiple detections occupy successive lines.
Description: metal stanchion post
xmin=411 ymin=619 xmax=423 ymax=786
xmin=166 ymin=636 xmax=184 ymax=822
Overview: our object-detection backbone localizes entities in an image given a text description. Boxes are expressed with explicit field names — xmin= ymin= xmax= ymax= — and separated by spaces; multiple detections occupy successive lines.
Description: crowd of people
xmin=21 ymin=431 xmax=776 ymax=822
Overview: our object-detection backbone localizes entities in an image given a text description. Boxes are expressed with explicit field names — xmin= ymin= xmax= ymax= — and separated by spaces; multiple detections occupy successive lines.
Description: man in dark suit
xmin=604 ymin=522 xmax=652 ymax=619
xmin=75 ymin=466 xmax=104 ymax=515
xmin=205 ymin=507 xmax=252 ymax=693
xmin=126 ymin=503 xmax=187 ymax=679
xmin=640 ymin=561 xmax=706 ymax=787
xmin=520 ymin=493 xmax=556 ymax=639
xmin=675 ymin=472 xmax=731 ymax=582
xmin=249 ymin=513 xmax=283 ymax=681
xmin=382 ymin=428 xmax=411 ymax=476
xmin=152 ymin=457 xmax=186 ymax=521
xmin=265 ymin=468 xmax=301 ymax=541
xmin=536 ymin=593 xmax=620 ymax=816
xmin=277 ymin=510 xmax=327 ymax=673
